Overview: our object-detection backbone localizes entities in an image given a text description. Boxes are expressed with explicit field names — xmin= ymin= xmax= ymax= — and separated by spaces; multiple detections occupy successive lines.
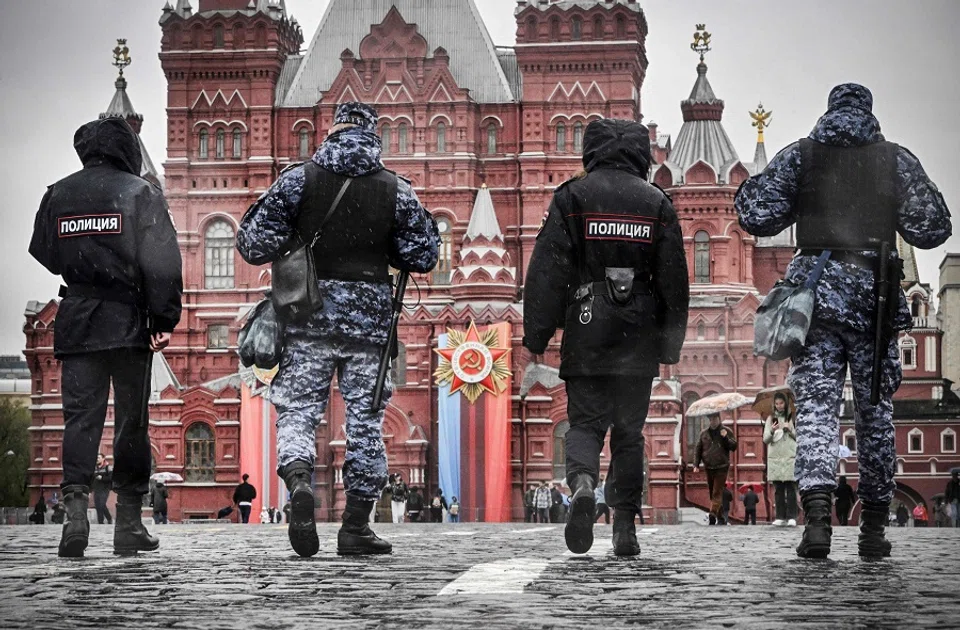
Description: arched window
xmin=571 ymin=16 xmax=582 ymax=40
xmin=255 ymin=23 xmax=267 ymax=47
xmin=436 ymin=122 xmax=447 ymax=153
xmin=215 ymin=128 xmax=226 ymax=159
xmin=843 ymin=429 xmax=857 ymax=454
xmin=717 ymin=324 xmax=725 ymax=340
xmin=900 ymin=335 xmax=917 ymax=369
xmin=907 ymin=428 xmax=923 ymax=454
xmin=573 ymin=121 xmax=584 ymax=153
xmin=593 ymin=16 xmax=604 ymax=39
xmin=694 ymin=230 xmax=710 ymax=283
xmin=232 ymin=129 xmax=242 ymax=158
xmin=696 ymin=322 xmax=706 ymax=340
xmin=487 ymin=124 xmax=497 ymax=154
xmin=526 ymin=16 xmax=538 ymax=40
xmin=616 ymin=15 xmax=626 ymax=39
xmin=553 ymin=420 xmax=570 ymax=480
xmin=204 ymin=220 xmax=235 ymax=289
xmin=550 ymin=17 xmax=561 ymax=41
xmin=556 ymin=123 xmax=566 ymax=153
xmin=298 ymin=128 xmax=310 ymax=158
xmin=198 ymin=129 xmax=209 ymax=159
xmin=381 ymin=124 xmax=391 ymax=155
xmin=942 ymin=429 xmax=956 ymax=454
xmin=184 ymin=423 xmax=215 ymax=482
xmin=232 ymin=24 xmax=245 ymax=48
xmin=911 ymin=294 xmax=923 ymax=318
xmin=433 ymin=217 xmax=453 ymax=284
xmin=213 ymin=25 xmax=225 ymax=48
xmin=397 ymin=123 xmax=408 ymax=153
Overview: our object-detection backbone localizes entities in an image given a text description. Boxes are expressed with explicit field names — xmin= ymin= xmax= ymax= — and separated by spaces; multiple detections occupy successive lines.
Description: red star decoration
xmin=435 ymin=322 xmax=510 ymax=398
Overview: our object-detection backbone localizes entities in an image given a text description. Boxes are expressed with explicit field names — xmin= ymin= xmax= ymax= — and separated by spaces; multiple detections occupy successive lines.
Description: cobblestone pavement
xmin=0 ymin=523 xmax=957 ymax=629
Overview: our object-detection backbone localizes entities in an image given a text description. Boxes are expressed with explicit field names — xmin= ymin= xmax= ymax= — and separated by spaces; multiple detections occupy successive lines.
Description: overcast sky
xmin=0 ymin=0 xmax=957 ymax=355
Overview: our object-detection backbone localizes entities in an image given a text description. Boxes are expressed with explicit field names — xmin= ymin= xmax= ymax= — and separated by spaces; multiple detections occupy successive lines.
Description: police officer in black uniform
xmin=521 ymin=118 xmax=689 ymax=556
xmin=29 ymin=117 xmax=183 ymax=557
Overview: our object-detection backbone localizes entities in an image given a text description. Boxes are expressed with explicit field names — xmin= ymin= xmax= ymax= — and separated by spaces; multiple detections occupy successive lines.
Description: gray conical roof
xmin=465 ymin=185 xmax=502 ymax=240
xmin=101 ymin=77 xmax=142 ymax=122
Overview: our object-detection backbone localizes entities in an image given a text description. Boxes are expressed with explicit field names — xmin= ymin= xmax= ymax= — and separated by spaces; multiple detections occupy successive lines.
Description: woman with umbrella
xmin=761 ymin=391 xmax=798 ymax=527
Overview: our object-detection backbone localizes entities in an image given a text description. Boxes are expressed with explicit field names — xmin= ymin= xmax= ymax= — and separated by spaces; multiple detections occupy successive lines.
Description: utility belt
xmin=570 ymin=268 xmax=651 ymax=325
xmin=59 ymin=283 xmax=143 ymax=306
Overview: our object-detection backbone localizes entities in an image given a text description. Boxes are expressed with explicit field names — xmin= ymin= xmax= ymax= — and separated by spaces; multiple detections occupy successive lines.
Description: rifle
xmin=372 ymin=271 xmax=409 ymax=412
xmin=870 ymin=241 xmax=891 ymax=405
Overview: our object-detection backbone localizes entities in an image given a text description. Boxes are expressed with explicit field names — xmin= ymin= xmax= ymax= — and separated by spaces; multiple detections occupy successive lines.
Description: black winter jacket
xmin=522 ymin=119 xmax=689 ymax=377
xmin=233 ymin=482 xmax=257 ymax=504
xmin=29 ymin=118 xmax=182 ymax=357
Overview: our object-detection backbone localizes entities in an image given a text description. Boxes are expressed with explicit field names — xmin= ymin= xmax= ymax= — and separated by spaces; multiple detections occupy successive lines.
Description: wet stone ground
xmin=0 ymin=523 xmax=957 ymax=629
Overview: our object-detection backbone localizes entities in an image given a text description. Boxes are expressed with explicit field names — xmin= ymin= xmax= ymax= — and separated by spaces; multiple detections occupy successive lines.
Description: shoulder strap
xmin=303 ymin=162 xmax=352 ymax=247
xmin=803 ymin=249 xmax=833 ymax=289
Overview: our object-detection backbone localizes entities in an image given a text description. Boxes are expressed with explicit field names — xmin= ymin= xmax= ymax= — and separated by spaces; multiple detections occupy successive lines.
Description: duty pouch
xmin=605 ymin=268 xmax=635 ymax=305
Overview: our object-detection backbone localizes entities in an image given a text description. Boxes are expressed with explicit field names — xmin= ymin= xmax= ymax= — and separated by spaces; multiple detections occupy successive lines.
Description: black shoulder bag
xmin=272 ymin=168 xmax=351 ymax=324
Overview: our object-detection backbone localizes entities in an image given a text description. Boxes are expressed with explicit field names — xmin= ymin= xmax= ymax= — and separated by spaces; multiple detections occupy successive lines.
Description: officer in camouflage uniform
xmin=237 ymin=102 xmax=439 ymax=557
xmin=736 ymin=84 xmax=952 ymax=558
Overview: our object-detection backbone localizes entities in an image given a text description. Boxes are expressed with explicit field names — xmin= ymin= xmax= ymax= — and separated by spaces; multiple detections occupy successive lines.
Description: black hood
xmin=582 ymin=119 xmax=651 ymax=178
xmin=73 ymin=117 xmax=142 ymax=176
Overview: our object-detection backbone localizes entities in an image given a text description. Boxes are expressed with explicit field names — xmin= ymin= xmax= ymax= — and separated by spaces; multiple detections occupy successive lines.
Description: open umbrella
xmin=752 ymin=385 xmax=796 ymax=419
xmin=739 ymin=483 xmax=763 ymax=495
xmin=686 ymin=392 xmax=752 ymax=417
xmin=150 ymin=472 xmax=184 ymax=483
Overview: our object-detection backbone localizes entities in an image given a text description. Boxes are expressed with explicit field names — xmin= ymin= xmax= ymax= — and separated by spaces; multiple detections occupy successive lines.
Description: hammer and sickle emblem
xmin=462 ymin=350 xmax=483 ymax=370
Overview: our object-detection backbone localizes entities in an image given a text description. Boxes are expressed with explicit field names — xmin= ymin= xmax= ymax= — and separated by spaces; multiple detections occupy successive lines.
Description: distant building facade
xmin=23 ymin=0 xmax=958 ymax=521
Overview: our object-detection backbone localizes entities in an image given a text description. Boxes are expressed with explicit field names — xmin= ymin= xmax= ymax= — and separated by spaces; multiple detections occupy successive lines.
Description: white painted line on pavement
xmin=441 ymin=530 xmax=478 ymax=536
xmin=639 ymin=528 xmax=659 ymax=535
xmin=507 ymin=527 xmax=557 ymax=534
xmin=438 ymin=559 xmax=550 ymax=596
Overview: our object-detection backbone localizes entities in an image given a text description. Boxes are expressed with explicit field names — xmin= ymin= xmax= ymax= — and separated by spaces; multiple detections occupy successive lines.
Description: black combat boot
xmin=281 ymin=461 xmax=319 ymax=558
xmin=338 ymin=495 xmax=392 ymax=556
xmin=565 ymin=475 xmax=596 ymax=554
xmin=858 ymin=501 xmax=892 ymax=558
xmin=57 ymin=485 xmax=90 ymax=558
xmin=612 ymin=509 xmax=640 ymax=557
xmin=796 ymin=491 xmax=832 ymax=559
xmin=708 ymin=514 xmax=717 ymax=526
xmin=113 ymin=496 xmax=159 ymax=556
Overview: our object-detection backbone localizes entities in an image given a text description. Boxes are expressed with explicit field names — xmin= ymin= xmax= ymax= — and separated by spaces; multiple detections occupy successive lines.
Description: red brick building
xmin=24 ymin=0 xmax=958 ymax=522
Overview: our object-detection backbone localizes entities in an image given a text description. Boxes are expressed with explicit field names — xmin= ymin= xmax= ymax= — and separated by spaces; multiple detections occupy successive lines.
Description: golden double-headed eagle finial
xmin=691 ymin=24 xmax=712 ymax=63
xmin=112 ymin=39 xmax=132 ymax=77
xmin=750 ymin=103 xmax=773 ymax=142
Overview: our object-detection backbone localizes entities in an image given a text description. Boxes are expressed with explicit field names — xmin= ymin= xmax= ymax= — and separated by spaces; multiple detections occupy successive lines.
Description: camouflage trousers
xmin=787 ymin=321 xmax=902 ymax=504
xmin=270 ymin=331 xmax=392 ymax=501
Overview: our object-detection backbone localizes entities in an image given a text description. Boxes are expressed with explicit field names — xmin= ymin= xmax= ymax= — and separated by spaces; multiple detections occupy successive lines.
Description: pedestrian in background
xmin=896 ymin=503 xmax=909 ymax=528
xmin=406 ymin=486 xmax=424 ymax=522
xmin=945 ymin=470 xmax=960 ymax=528
xmin=693 ymin=414 xmax=738 ymax=525
xmin=741 ymin=486 xmax=759 ymax=525
xmin=30 ymin=492 xmax=46 ymax=525
xmin=390 ymin=473 xmax=408 ymax=524
xmin=92 ymin=453 xmax=113 ymax=525
xmin=535 ymin=481 xmax=551 ymax=524
xmin=912 ymin=502 xmax=928 ymax=527
xmin=833 ymin=476 xmax=856 ymax=526
xmin=260 ymin=507 xmax=271 ymax=524
xmin=595 ymin=476 xmax=610 ymax=525
xmin=151 ymin=481 xmax=168 ymax=525
xmin=430 ymin=489 xmax=447 ymax=523
xmin=524 ymin=484 xmax=537 ymax=523
xmin=237 ymin=102 xmax=439 ymax=557
xmin=449 ymin=497 xmax=461 ymax=523
xmin=29 ymin=117 xmax=182 ymax=558
xmin=736 ymin=83 xmax=952 ymax=559
xmin=763 ymin=393 xmax=798 ymax=527
xmin=934 ymin=498 xmax=951 ymax=528
xmin=233 ymin=473 xmax=257 ymax=524
xmin=550 ymin=483 xmax=566 ymax=524
xmin=721 ymin=483 xmax=733 ymax=525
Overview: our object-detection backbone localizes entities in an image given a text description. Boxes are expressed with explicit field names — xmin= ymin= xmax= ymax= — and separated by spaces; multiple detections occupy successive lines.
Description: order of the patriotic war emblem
xmin=434 ymin=321 xmax=512 ymax=404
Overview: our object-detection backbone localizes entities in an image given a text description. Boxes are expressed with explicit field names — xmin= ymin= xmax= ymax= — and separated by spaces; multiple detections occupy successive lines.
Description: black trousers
xmin=239 ymin=505 xmax=252 ymax=523
xmin=836 ymin=503 xmax=851 ymax=526
xmin=524 ymin=506 xmax=534 ymax=523
xmin=773 ymin=481 xmax=798 ymax=521
xmin=743 ymin=509 xmax=756 ymax=525
xmin=93 ymin=491 xmax=112 ymax=524
xmin=565 ymin=376 xmax=653 ymax=514
xmin=61 ymin=349 xmax=152 ymax=497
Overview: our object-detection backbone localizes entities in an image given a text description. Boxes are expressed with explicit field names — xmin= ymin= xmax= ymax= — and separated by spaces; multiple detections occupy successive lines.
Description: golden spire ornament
xmin=112 ymin=39 xmax=132 ymax=77
xmin=750 ymin=103 xmax=773 ymax=143
xmin=691 ymin=24 xmax=712 ymax=63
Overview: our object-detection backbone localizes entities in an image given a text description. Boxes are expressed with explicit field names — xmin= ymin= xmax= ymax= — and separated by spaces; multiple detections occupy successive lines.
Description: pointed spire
xmin=898 ymin=234 xmax=920 ymax=285
xmin=175 ymin=0 xmax=193 ymax=17
xmin=750 ymin=103 xmax=772 ymax=171
xmin=450 ymin=185 xmax=516 ymax=306
xmin=101 ymin=39 xmax=143 ymax=134
xmin=465 ymin=184 xmax=503 ymax=240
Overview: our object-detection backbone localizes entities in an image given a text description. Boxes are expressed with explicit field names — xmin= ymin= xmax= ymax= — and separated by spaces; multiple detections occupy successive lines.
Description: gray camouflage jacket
xmin=735 ymin=83 xmax=952 ymax=332
xmin=237 ymin=128 xmax=440 ymax=343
